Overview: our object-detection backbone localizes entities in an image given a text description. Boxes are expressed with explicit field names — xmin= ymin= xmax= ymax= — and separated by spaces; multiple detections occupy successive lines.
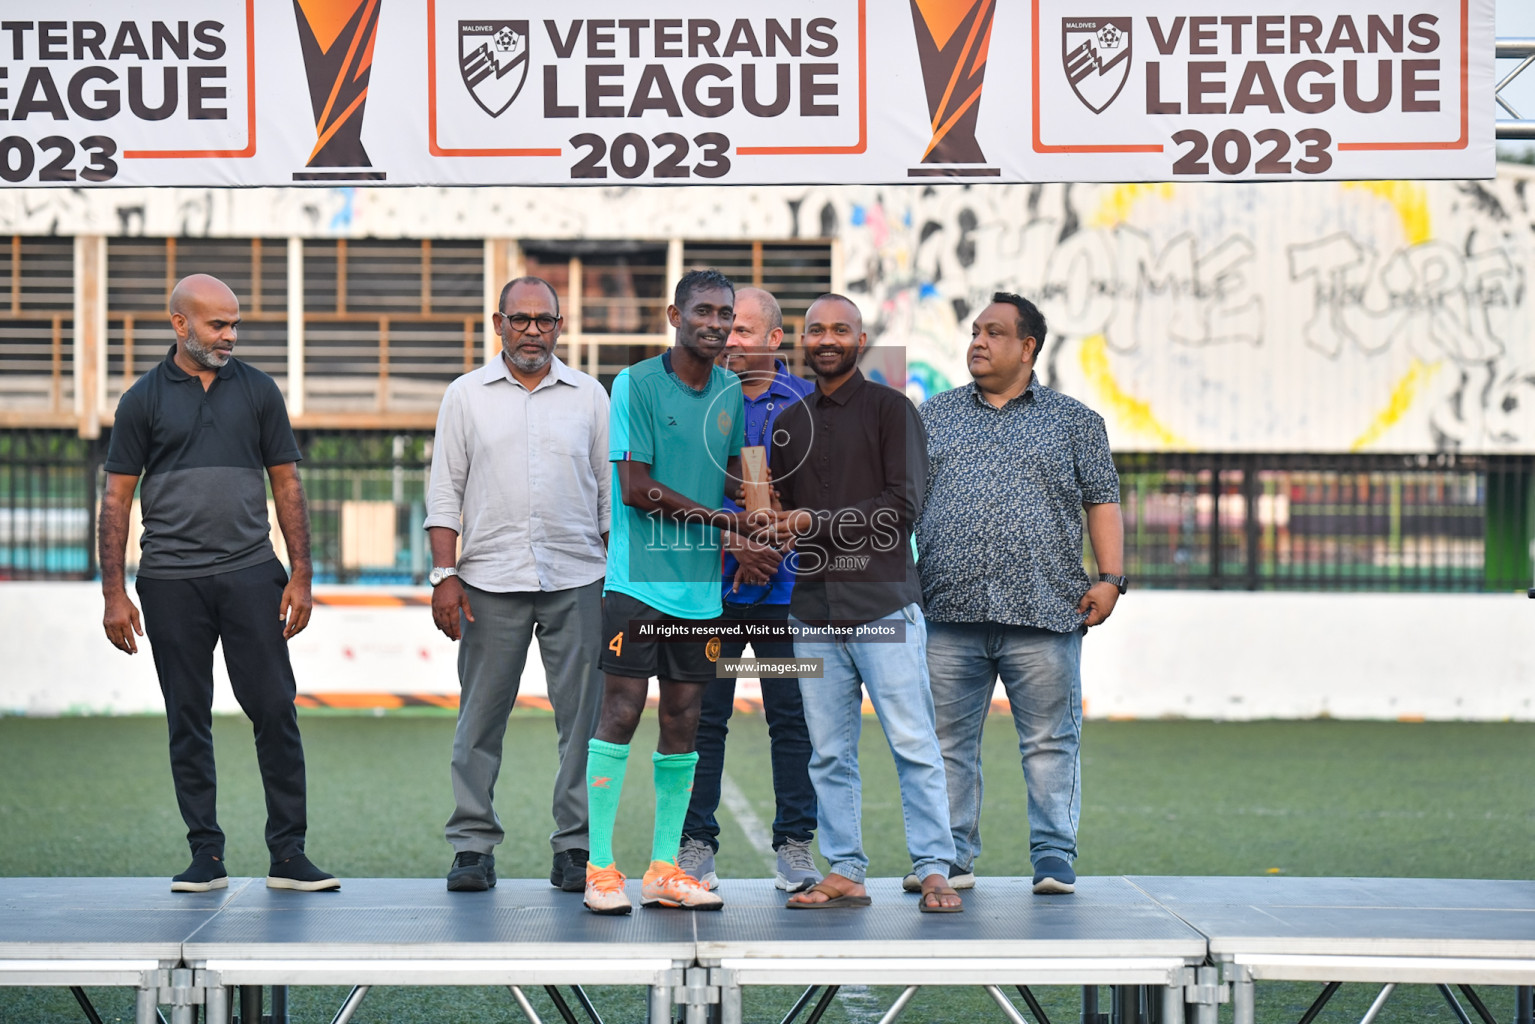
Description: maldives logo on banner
xmin=292 ymin=0 xmax=386 ymax=180
xmin=459 ymin=20 xmax=530 ymax=117
xmin=1030 ymin=0 xmax=1493 ymax=182
xmin=907 ymin=0 xmax=999 ymax=177
xmin=1062 ymin=17 xmax=1132 ymax=114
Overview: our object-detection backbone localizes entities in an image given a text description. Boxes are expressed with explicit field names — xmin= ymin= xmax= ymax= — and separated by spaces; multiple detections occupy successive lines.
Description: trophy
xmin=292 ymin=0 xmax=386 ymax=180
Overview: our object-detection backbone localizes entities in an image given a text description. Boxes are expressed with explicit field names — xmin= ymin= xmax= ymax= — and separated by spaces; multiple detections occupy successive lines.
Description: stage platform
xmin=1129 ymin=876 xmax=1535 ymax=1024
xmin=2 ymin=876 xmax=1532 ymax=1024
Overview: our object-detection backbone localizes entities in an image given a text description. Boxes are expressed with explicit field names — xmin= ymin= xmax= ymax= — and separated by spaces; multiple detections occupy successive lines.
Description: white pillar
xmin=666 ymin=238 xmax=684 ymax=308
xmin=73 ymin=235 xmax=106 ymax=438
xmin=286 ymin=238 xmax=305 ymax=417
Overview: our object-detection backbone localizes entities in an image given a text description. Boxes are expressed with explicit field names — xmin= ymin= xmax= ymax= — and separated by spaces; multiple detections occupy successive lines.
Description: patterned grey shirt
xmin=916 ymin=374 xmax=1119 ymax=633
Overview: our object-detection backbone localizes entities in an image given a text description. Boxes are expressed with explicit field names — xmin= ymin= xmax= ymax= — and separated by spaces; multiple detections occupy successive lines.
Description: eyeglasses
xmin=498 ymin=313 xmax=561 ymax=333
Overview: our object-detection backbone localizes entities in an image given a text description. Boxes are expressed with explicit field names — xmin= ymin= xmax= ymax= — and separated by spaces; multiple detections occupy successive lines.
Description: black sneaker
xmin=1032 ymin=856 xmax=1076 ymax=894
xmin=266 ymin=854 xmax=340 ymax=892
xmin=171 ymin=852 xmax=228 ymax=893
xmin=550 ymin=849 xmax=588 ymax=893
xmin=448 ymin=851 xmax=496 ymax=892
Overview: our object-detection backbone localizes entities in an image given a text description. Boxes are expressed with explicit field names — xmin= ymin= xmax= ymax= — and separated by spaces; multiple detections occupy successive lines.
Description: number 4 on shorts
xmin=608 ymin=632 xmax=623 ymax=658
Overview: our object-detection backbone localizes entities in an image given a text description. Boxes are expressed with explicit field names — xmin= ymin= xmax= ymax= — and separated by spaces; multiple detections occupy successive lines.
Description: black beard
xmin=680 ymin=332 xmax=727 ymax=361
xmin=810 ymin=347 xmax=857 ymax=379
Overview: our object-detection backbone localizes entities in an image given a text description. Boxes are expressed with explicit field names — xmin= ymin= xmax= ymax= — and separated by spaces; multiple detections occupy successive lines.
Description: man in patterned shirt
xmin=915 ymin=292 xmax=1125 ymax=896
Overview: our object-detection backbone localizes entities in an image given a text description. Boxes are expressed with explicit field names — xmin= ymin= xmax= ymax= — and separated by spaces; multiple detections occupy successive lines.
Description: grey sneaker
xmin=676 ymin=836 xmax=719 ymax=891
xmin=774 ymin=839 xmax=823 ymax=893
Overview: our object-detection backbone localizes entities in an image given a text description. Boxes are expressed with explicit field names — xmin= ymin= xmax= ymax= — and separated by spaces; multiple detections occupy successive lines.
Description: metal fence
xmin=1 ymin=431 xmax=1531 ymax=591
xmin=0 ymin=431 xmax=96 ymax=579
xmin=295 ymin=432 xmax=433 ymax=584
xmin=1118 ymin=453 xmax=1534 ymax=592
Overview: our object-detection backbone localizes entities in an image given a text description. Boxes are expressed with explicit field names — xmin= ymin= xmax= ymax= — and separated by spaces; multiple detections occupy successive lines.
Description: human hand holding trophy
xmin=737 ymin=445 xmax=794 ymax=548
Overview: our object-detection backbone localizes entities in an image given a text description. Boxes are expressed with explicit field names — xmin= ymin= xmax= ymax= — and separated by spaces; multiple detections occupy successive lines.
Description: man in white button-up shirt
xmin=424 ymin=277 xmax=610 ymax=894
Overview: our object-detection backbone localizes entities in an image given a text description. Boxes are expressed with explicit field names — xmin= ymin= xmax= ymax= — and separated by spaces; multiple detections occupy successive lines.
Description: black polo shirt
xmin=769 ymin=369 xmax=929 ymax=627
xmin=105 ymin=345 xmax=301 ymax=579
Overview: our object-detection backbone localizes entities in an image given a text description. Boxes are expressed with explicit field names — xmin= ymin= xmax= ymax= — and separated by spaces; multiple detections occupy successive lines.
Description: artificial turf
xmin=1 ymin=714 xmax=1531 ymax=1022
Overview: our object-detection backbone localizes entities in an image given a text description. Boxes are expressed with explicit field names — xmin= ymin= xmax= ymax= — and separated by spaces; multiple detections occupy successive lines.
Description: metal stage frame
xmin=2 ymin=876 xmax=1531 ymax=1024
xmin=1128 ymin=877 xmax=1535 ymax=1024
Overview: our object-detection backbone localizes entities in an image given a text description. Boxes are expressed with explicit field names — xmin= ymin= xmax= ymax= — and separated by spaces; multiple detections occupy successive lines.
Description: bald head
xmin=804 ymin=293 xmax=863 ymax=335
xmin=169 ymin=274 xmax=241 ymax=372
xmin=733 ymin=287 xmax=782 ymax=333
xmin=802 ymin=293 xmax=866 ymax=385
xmin=169 ymin=274 xmax=237 ymax=318
xmin=722 ymin=286 xmax=785 ymax=379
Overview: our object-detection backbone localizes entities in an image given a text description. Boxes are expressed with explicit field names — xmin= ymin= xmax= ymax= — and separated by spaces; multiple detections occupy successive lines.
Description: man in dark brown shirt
xmin=769 ymin=294 xmax=961 ymax=913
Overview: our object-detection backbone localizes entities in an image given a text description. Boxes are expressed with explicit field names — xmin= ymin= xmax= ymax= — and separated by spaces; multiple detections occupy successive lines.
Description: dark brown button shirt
xmin=769 ymin=369 xmax=929 ymax=627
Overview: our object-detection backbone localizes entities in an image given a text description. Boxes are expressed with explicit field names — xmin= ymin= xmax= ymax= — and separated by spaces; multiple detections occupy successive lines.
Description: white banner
xmin=0 ymin=0 xmax=1494 ymax=186
xmin=7 ymin=584 xmax=1533 ymax=720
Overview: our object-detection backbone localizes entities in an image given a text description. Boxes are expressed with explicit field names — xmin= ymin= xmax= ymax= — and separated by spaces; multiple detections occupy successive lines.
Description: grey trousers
xmin=445 ymin=579 xmax=604 ymax=855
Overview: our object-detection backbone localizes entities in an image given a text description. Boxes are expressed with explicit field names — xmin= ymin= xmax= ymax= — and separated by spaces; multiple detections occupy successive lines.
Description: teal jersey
xmin=606 ymin=353 xmax=745 ymax=619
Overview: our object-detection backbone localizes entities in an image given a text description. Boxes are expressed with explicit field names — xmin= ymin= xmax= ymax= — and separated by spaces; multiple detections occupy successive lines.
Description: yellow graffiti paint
xmin=1342 ymin=181 xmax=1431 ymax=246
xmin=1349 ymin=358 xmax=1442 ymax=451
xmin=1078 ymin=334 xmax=1188 ymax=447
xmin=1089 ymin=183 xmax=1175 ymax=228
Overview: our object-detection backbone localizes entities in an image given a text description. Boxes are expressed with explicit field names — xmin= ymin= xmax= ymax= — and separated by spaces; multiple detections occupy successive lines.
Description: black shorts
xmin=600 ymin=591 xmax=720 ymax=683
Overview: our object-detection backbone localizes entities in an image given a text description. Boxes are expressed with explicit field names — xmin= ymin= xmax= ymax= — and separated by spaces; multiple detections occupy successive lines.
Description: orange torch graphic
xmin=908 ymin=0 xmax=1000 ymax=176
xmin=292 ymin=0 xmax=386 ymax=180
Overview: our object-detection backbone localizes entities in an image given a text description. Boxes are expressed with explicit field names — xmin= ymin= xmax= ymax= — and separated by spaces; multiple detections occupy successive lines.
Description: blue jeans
xmin=926 ymin=621 xmax=1083 ymax=871
xmin=683 ymin=602 xmax=817 ymax=852
xmin=793 ymin=603 xmax=955 ymax=883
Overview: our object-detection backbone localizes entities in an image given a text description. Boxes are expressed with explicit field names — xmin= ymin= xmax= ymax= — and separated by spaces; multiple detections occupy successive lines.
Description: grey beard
xmin=183 ymin=333 xmax=229 ymax=369
xmin=509 ymin=347 xmax=553 ymax=373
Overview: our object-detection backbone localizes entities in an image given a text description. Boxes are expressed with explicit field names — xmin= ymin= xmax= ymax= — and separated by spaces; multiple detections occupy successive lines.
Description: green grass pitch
xmin=1 ymin=714 xmax=1531 ymax=1022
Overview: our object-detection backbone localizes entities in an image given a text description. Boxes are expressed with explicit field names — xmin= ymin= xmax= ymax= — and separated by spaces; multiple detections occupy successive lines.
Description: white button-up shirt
xmin=425 ymin=354 xmax=610 ymax=593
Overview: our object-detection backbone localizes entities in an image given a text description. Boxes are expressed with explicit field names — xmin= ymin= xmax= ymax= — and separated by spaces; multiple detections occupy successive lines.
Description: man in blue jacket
xmin=677 ymin=287 xmax=822 ymax=894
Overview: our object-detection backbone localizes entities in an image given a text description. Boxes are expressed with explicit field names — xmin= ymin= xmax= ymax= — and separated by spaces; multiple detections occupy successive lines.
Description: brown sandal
xmin=919 ymin=884 xmax=964 ymax=913
xmin=785 ymin=881 xmax=872 ymax=909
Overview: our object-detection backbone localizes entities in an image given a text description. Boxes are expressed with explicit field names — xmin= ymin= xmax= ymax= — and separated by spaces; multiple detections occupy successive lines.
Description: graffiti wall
xmin=801 ymin=176 xmax=1535 ymax=453
xmin=2 ymin=168 xmax=1531 ymax=452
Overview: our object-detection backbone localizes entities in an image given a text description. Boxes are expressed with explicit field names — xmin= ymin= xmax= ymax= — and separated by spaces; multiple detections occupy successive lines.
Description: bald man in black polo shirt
xmin=100 ymin=274 xmax=338 ymax=893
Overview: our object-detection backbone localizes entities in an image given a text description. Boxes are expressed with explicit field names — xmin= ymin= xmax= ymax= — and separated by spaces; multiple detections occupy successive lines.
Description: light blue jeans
xmin=793 ymin=603 xmax=956 ymax=883
xmin=925 ymin=621 xmax=1083 ymax=871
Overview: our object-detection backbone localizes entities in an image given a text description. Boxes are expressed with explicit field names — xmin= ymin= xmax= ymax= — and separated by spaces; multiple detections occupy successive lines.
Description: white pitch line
xmin=841 ymin=985 xmax=884 ymax=1024
xmin=718 ymin=771 xmax=778 ymax=874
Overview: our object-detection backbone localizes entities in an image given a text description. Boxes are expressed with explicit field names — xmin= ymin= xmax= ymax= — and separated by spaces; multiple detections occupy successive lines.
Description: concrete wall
xmin=6 ymin=583 xmax=1529 ymax=720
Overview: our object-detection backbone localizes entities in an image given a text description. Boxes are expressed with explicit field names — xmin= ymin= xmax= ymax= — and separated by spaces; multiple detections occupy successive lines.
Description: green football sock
xmin=586 ymin=739 xmax=629 ymax=869
xmin=651 ymin=750 xmax=700 ymax=865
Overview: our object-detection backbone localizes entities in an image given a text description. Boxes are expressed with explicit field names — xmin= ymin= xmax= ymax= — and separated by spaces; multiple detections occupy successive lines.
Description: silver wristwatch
xmin=1098 ymin=573 xmax=1128 ymax=595
xmin=428 ymin=566 xmax=460 ymax=587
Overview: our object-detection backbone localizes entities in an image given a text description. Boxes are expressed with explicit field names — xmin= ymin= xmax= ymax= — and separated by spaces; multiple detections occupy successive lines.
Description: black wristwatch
xmin=1098 ymin=573 xmax=1128 ymax=594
